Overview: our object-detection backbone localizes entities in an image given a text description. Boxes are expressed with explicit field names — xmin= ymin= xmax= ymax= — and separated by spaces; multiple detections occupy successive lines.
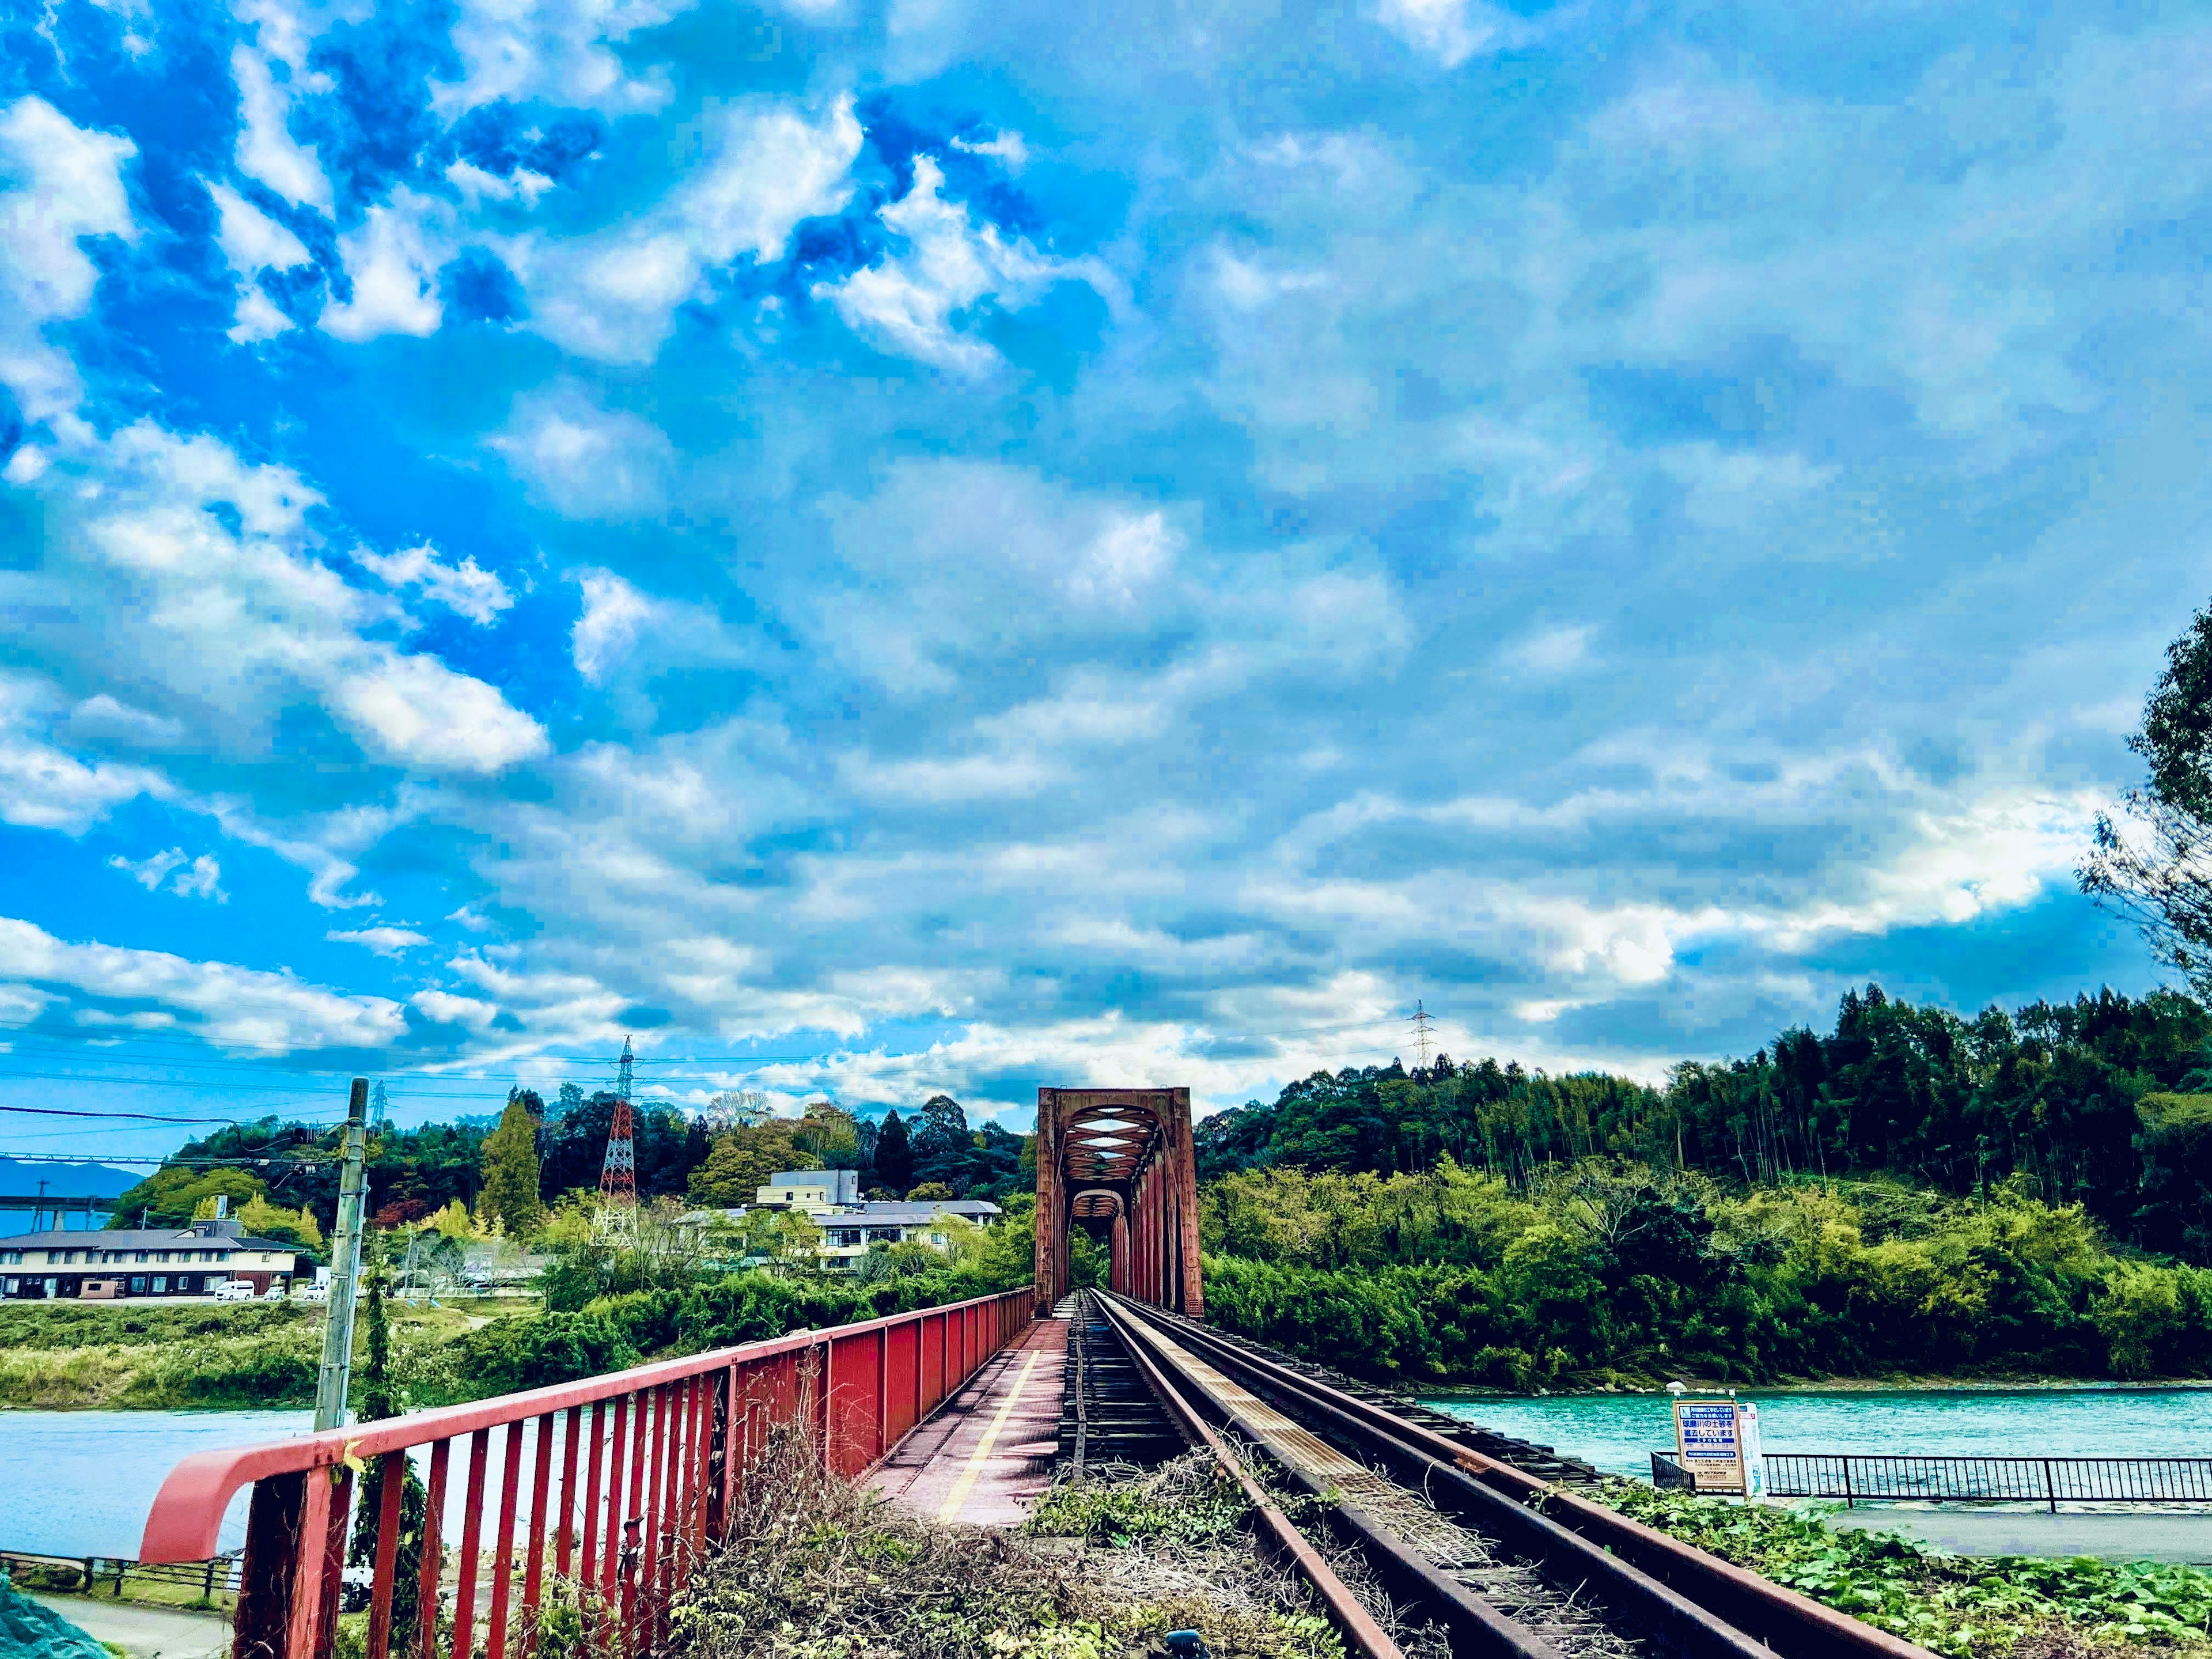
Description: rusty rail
xmin=139 ymin=1289 xmax=1033 ymax=1659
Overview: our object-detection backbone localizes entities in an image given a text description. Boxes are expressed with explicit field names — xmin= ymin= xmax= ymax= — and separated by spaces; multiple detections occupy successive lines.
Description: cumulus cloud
xmin=0 ymin=97 xmax=137 ymax=421
xmin=0 ymin=913 xmax=404 ymax=1051
xmin=0 ymin=0 xmax=2201 ymax=1116
xmin=568 ymin=570 xmax=746 ymax=686
xmin=813 ymin=461 xmax=1187 ymax=691
xmin=320 ymin=191 xmax=448 ymax=343
xmin=437 ymin=0 xmax=699 ymax=115
xmin=328 ymin=925 xmax=430 ymax=956
xmin=230 ymin=45 xmax=332 ymax=211
xmin=1372 ymin=0 xmax=1534 ymax=67
xmin=207 ymin=180 xmax=313 ymax=343
xmin=491 ymin=388 xmax=674 ymax=516
xmin=515 ymin=97 xmax=861 ymax=362
xmin=109 ymin=849 xmax=226 ymax=901
xmin=817 ymin=155 xmax=1110 ymax=373
xmin=356 ymin=543 xmax=515 ymax=625
xmin=12 ymin=419 xmax=547 ymax=778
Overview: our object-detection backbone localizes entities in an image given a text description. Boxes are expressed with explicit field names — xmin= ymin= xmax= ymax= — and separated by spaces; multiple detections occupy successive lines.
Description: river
xmin=1 ymin=1408 xmax=314 ymax=1560
xmin=1423 ymin=1385 xmax=2212 ymax=1478
xmin=8 ymin=1386 xmax=2212 ymax=1559
xmin=3 ymin=1408 xmax=579 ymax=1560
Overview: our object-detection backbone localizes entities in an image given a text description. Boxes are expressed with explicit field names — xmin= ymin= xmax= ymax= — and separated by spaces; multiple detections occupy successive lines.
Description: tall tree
xmin=478 ymin=1090 xmax=546 ymax=1233
xmin=2084 ymin=597 xmax=2212 ymax=998
xmin=873 ymin=1110 xmax=915 ymax=1192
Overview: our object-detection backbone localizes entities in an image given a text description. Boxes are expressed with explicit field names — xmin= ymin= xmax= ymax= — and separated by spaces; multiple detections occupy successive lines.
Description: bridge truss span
xmin=1032 ymin=1086 xmax=1202 ymax=1317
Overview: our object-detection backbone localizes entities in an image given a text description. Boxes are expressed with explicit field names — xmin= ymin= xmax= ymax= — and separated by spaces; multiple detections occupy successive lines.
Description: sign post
xmin=1673 ymin=1397 xmax=1748 ymax=1495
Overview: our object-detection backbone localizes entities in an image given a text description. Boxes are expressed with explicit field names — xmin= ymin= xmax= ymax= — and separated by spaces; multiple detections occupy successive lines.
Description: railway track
xmin=1086 ymin=1290 xmax=1935 ymax=1659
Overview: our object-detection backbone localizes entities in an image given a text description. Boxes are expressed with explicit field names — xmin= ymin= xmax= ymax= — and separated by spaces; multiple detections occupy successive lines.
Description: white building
xmin=0 ymin=1217 xmax=305 ymax=1299
xmin=699 ymin=1169 xmax=1003 ymax=1273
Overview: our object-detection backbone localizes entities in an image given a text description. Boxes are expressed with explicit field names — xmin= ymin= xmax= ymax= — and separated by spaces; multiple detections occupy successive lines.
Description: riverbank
xmin=1598 ymin=1483 xmax=2212 ymax=1657
xmin=0 ymin=1299 xmax=532 ymax=1410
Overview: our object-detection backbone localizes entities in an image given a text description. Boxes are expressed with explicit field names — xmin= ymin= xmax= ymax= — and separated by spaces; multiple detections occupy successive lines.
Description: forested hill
xmin=1196 ymin=984 xmax=2212 ymax=1259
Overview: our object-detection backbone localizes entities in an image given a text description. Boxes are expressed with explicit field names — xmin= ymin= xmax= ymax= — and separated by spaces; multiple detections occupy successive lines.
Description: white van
xmin=212 ymin=1280 xmax=256 ymax=1303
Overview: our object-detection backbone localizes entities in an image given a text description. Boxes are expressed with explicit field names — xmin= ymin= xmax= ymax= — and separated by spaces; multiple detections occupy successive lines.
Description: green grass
xmin=0 ymin=1299 xmax=532 ymax=1410
xmin=1588 ymin=1484 xmax=2212 ymax=1657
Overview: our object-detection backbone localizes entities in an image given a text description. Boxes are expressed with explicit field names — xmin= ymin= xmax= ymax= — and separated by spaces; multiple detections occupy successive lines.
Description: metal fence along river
xmin=1763 ymin=1453 xmax=2212 ymax=1509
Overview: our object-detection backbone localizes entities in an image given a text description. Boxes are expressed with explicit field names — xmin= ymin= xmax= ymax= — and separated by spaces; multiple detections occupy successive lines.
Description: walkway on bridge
xmin=870 ymin=1310 xmax=1070 ymax=1527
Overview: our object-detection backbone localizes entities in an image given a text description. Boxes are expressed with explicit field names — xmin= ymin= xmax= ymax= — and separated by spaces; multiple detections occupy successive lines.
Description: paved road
xmin=26 ymin=1594 xmax=231 ymax=1659
xmin=1822 ymin=1507 xmax=2212 ymax=1562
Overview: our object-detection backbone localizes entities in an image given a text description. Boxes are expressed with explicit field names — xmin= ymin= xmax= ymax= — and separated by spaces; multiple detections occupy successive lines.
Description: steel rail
xmin=1108 ymin=1295 xmax=1940 ymax=1659
xmin=1103 ymin=1293 xmax=1576 ymax=1659
xmin=1089 ymin=1292 xmax=1406 ymax=1659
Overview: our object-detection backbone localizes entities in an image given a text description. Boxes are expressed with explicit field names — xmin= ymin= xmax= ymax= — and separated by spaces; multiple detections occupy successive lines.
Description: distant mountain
xmin=0 ymin=1157 xmax=141 ymax=1199
xmin=0 ymin=1158 xmax=142 ymax=1236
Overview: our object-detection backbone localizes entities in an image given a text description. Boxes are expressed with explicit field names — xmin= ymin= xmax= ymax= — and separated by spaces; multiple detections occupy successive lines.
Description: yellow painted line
xmin=934 ymin=1349 xmax=1045 ymax=1524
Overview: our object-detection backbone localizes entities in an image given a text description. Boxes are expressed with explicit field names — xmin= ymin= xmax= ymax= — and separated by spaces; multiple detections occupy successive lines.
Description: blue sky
xmin=0 ymin=0 xmax=2193 ymax=1161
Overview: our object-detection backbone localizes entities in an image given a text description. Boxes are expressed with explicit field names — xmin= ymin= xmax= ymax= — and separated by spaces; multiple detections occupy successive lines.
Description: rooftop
xmin=0 ymin=1219 xmax=301 ymax=1255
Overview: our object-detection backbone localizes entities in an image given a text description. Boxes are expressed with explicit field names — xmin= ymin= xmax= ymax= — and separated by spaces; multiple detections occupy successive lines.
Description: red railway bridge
xmin=1031 ymin=1085 xmax=1203 ymax=1316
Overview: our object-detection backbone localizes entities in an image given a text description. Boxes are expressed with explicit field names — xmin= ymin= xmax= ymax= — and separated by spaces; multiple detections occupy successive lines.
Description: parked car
xmin=261 ymin=1284 xmax=287 ymax=1301
xmin=212 ymin=1281 xmax=256 ymax=1303
xmin=297 ymin=1281 xmax=329 ymax=1303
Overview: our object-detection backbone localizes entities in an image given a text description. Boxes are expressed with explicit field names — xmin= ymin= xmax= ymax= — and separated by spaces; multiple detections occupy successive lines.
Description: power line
xmin=0 ymin=1104 xmax=247 ymax=1125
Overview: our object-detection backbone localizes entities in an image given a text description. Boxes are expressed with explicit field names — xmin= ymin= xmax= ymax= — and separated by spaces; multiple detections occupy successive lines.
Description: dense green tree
xmin=2084 ymin=596 xmax=2212 ymax=997
xmin=476 ymin=1091 xmax=546 ymax=1233
xmin=872 ymin=1109 xmax=914 ymax=1191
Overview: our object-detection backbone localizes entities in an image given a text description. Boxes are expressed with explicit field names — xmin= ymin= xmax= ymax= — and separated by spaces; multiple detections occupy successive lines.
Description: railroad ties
xmin=1056 ymin=1291 xmax=1187 ymax=1474
xmin=874 ymin=1291 xmax=1929 ymax=1659
xmin=1086 ymin=1291 xmax=1936 ymax=1659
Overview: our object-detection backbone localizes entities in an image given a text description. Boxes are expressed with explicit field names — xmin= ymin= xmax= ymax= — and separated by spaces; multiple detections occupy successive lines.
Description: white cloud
xmin=817 ymin=154 xmax=1109 ymax=373
xmin=0 ymin=913 xmax=404 ymax=1051
xmin=0 ymin=97 xmax=138 ymax=421
xmin=1508 ymin=623 xmax=1593 ymax=676
xmin=320 ymin=191 xmax=446 ymax=343
xmin=328 ymin=925 xmax=430 ymax=956
xmin=111 ymin=849 xmax=228 ymax=901
xmin=949 ymin=129 xmax=1027 ymax=169
xmin=571 ymin=570 xmax=654 ymax=684
xmin=517 ymin=97 xmax=860 ymax=363
xmin=1373 ymin=0 xmax=1535 ymax=68
xmin=815 ymin=462 xmax=1189 ymax=691
xmin=357 ymin=543 xmax=515 ymax=625
xmin=109 ymin=848 xmax=184 ymax=890
xmin=0 ymin=677 xmax=166 ymax=832
xmin=172 ymin=854 xmax=226 ymax=901
xmin=230 ymin=46 xmax=332 ymax=211
xmin=435 ymin=0 xmax=697 ymax=115
xmin=567 ymin=569 xmax=744 ymax=685
xmin=22 ymin=419 xmax=548 ymax=778
xmin=207 ymin=180 xmax=312 ymax=343
xmin=491 ymin=388 xmax=673 ymax=516
xmin=332 ymin=652 xmax=550 ymax=774
xmin=411 ymin=987 xmax=499 ymax=1026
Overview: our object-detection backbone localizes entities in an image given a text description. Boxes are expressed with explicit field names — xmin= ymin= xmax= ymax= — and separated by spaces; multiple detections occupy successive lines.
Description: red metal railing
xmin=139 ymin=1289 xmax=1034 ymax=1659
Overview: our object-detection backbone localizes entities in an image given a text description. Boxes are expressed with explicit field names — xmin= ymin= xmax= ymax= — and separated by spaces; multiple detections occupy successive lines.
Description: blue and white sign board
xmin=1673 ymin=1399 xmax=1747 ymax=1494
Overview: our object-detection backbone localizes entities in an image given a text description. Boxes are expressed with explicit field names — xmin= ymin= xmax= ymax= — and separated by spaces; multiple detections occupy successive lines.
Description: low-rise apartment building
xmin=0 ymin=1218 xmax=305 ymax=1299
xmin=700 ymin=1169 xmax=1003 ymax=1272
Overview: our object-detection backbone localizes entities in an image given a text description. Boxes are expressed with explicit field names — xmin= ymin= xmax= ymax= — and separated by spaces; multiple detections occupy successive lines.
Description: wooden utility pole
xmin=313 ymin=1079 xmax=370 ymax=1431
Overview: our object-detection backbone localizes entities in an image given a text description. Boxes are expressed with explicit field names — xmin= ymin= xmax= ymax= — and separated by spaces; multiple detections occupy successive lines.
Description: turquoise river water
xmin=1423 ymin=1386 xmax=2212 ymax=1478
xmin=3 ymin=1387 xmax=2209 ymax=1558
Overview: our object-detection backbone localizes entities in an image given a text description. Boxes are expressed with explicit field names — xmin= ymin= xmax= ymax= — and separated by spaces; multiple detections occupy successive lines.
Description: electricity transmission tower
xmin=596 ymin=1036 xmax=639 ymax=1237
xmin=1410 ymin=999 xmax=1435 ymax=1070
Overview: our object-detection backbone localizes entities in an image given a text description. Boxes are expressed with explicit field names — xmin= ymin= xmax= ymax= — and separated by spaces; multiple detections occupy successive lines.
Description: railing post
xmin=1841 ymin=1457 xmax=1854 ymax=1509
xmin=2043 ymin=1458 xmax=2056 ymax=1514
